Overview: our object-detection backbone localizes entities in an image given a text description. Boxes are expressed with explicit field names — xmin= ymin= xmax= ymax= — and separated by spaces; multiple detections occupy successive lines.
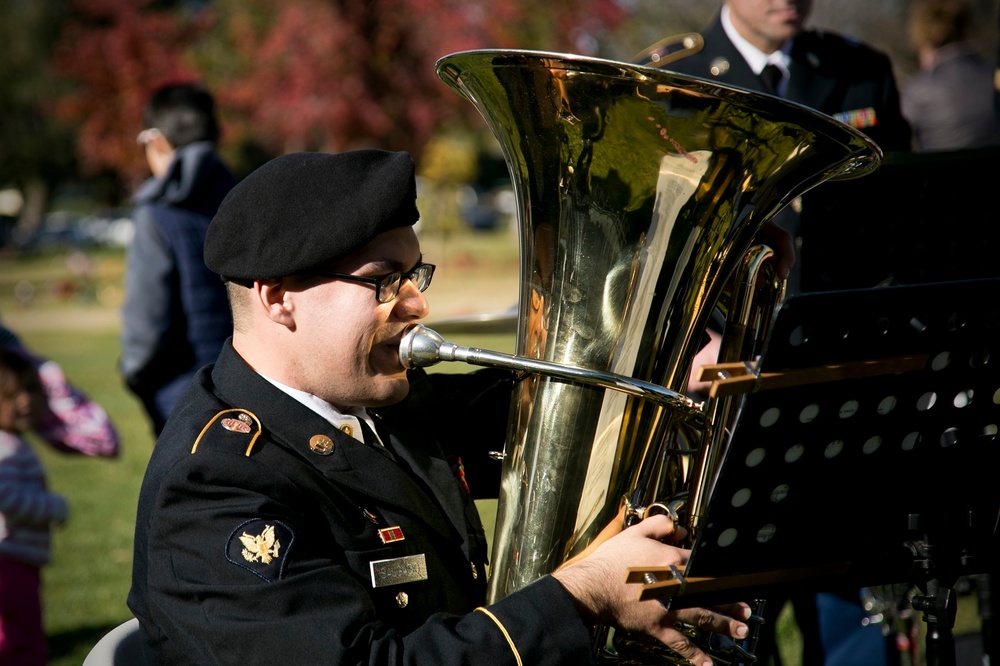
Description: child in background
xmin=0 ymin=320 xmax=120 ymax=458
xmin=0 ymin=319 xmax=119 ymax=664
xmin=0 ymin=348 xmax=68 ymax=665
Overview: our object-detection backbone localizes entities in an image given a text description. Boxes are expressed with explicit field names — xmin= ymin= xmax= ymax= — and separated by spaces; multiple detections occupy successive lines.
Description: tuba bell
xmin=403 ymin=49 xmax=881 ymax=664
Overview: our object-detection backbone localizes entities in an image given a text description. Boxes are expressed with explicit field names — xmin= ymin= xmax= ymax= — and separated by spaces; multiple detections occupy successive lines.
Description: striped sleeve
xmin=0 ymin=433 xmax=69 ymax=527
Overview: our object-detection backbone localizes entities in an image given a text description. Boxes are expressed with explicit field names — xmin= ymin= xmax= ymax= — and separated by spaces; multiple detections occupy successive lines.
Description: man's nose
xmin=395 ymin=280 xmax=431 ymax=319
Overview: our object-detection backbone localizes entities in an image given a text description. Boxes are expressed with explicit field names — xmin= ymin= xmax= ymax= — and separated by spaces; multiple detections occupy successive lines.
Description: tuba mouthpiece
xmin=398 ymin=324 xmax=447 ymax=369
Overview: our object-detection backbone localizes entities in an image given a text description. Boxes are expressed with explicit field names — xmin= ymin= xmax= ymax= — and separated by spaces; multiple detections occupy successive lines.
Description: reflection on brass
xmin=432 ymin=49 xmax=880 ymax=664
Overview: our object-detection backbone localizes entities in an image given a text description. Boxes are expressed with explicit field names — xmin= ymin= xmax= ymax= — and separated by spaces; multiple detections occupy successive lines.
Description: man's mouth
xmin=375 ymin=332 xmax=408 ymax=369
xmin=379 ymin=331 xmax=405 ymax=352
xmin=771 ymin=4 xmax=805 ymax=20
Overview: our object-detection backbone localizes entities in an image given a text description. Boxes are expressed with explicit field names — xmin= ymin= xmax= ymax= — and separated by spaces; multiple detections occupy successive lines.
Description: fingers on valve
xmin=675 ymin=606 xmax=749 ymax=640
xmin=634 ymin=512 xmax=676 ymax=539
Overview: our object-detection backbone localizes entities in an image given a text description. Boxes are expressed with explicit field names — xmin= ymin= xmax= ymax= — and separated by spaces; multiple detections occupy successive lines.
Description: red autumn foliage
xmin=50 ymin=0 xmax=627 ymax=188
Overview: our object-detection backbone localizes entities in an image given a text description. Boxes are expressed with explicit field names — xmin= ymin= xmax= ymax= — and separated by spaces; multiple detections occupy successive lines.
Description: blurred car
xmin=18 ymin=207 xmax=134 ymax=251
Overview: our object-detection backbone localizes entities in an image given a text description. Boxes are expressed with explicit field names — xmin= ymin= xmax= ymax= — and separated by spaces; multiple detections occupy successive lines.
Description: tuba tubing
xmin=430 ymin=48 xmax=881 ymax=664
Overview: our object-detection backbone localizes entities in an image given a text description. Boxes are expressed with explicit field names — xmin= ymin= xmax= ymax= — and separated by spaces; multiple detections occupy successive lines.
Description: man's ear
xmin=256 ymin=279 xmax=296 ymax=330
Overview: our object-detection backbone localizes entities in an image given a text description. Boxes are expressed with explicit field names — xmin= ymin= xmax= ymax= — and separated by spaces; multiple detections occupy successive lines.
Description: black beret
xmin=205 ymin=149 xmax=419 ymax=281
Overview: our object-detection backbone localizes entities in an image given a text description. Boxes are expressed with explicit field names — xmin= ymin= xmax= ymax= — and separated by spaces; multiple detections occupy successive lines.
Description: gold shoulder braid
xmin=191 ymin=409 xmax=263 ymax=456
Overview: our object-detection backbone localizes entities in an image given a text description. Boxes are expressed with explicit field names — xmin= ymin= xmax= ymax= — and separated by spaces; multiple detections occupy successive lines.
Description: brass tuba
xmin=402 ymin=49 xmax=881 ymax=663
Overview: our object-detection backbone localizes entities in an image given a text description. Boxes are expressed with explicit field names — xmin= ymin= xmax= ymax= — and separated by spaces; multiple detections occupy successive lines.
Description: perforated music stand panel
xmin=686 ymin=279 xmax=1000 ymax=587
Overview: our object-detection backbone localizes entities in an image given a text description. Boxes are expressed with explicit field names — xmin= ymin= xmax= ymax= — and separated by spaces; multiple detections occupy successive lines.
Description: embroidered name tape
xmin=370 ymin=554 xmax=428 ymax=588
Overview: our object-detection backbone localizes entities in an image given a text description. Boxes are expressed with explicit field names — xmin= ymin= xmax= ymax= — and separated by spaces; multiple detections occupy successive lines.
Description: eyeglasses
xmin=311 ymin=262 xmax=436 ymax=303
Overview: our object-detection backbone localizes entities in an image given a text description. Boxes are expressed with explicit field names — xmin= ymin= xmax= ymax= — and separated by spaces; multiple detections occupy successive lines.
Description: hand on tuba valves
xmin=551 ymin=514 xmax=752 ymax=666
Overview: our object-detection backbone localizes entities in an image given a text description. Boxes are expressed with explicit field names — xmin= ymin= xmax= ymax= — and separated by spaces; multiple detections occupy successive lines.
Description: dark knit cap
xmin=205 ymin=150 xmax=419 ymax=281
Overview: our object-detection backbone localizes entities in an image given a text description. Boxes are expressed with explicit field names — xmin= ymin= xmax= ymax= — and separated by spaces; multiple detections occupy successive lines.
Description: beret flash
xmin=205 ymin=150 xmax=419 ymax=281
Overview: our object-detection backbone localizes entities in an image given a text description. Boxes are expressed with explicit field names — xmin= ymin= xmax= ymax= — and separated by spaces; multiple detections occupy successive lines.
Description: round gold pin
xmin=396 ymin=591 xmax=409 ymax=608
xmin=309 ymin=434 xmax=335 ymax=455
xmin=709 ymin=57 xmax=730 ymax=77
xmin=340 ymin=424 xmax=354 ymax=437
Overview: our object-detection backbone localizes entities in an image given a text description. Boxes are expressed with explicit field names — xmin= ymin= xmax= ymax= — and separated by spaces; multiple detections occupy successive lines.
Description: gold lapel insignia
xmin=239 ymin=524 xmax=282 ymax=564
xmin=222 ymin=413 xmax=253 ymax=433
xmin=709 ymin=57 xmax=730 ymax=77
xmin=309 ymin=434 xmax=335 ymax=455
xmin=361 ymin=508 xmax=379 ymax=524
xmin=378 ymin=526 xmax=405 ymax=544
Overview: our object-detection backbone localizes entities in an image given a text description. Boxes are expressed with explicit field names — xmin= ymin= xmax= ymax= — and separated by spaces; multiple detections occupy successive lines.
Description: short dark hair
xmin=0 ymin=349 xmax=42 ymax=401
xmin=143 ymin=82 xmax=221 ymax=148
xmin=908 ymin=0 xmax=973 ymax=50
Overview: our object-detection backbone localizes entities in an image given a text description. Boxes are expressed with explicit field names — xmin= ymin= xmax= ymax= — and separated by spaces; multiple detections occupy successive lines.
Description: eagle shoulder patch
xmin=226 ymin=518 xmax=294 ymax=581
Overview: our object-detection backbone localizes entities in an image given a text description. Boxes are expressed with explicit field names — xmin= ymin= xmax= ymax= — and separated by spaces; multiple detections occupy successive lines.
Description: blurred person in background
xmin=901 ymin=0 xmax=1000 ymax=151
xmin=1 ymin=319 xmax=120 ymax=458
xmin=0 ymin=349 xmax=61 ymax=666
xmin=119 ymin=82 xmax=238 ymax=437
xmin=661 ymin=0 xmax=911 ymax=301
xmin=0 ymin=321 xmax=119 ymax=665
xmin=662 ymin=0 xmax=912 ymax=155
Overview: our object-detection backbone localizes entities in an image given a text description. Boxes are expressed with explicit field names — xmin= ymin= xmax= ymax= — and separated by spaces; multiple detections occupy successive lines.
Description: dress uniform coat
xmin=663 ymin=13 xmax=912 ymax=296
xmin=665 ymin=15 xmax=912 ymax=153
xmin=128 ymin=341 xmax=595 ymax=665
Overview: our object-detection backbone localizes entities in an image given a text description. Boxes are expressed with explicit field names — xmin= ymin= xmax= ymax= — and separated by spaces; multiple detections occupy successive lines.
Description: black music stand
xmin=656 ymin=278 xmax=1000 ymax=666
xmin=797 ymin=145 xmax=1000 ymax=293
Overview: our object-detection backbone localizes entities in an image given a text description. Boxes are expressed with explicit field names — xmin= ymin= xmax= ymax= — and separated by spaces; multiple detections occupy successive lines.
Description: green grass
xmin=29 ymin=329 xmax=153 ymax=664
xmin=0 ymin=242 xmax=986 ymax=665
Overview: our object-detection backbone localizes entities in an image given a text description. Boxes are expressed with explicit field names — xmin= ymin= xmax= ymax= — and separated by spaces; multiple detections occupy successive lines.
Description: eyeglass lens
xmin=377 ymin=264 xmax=434 ymax=302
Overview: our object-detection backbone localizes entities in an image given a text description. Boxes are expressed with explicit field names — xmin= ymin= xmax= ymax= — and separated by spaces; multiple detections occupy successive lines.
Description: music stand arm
xmin=698 ymin=354 xmax=928 ymax=398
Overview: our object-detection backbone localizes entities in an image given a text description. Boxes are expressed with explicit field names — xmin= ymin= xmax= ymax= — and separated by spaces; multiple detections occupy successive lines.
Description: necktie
xmin=357 ymin=416 xmax=383 ymax=448
xmin=759 ymin=63 xmax=783 ymax=95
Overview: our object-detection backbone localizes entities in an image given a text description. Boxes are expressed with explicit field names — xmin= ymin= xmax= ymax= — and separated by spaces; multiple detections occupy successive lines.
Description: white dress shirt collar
xmin=260 ymin=374 xmax=383 ymax=446
xmin=721 ymin=4 xmax=793 ymax=82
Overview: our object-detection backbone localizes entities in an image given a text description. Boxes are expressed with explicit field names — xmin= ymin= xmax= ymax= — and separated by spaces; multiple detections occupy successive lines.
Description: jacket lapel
xmin=336 ymin=439 xmax=459 ymax=541
xmin=787 ymin=35 xmax=837 ymax=109
xmin=703 ymin=18 xmax=764 ymax=92
xmin=381 ymin=425 xmax=470 ymax=549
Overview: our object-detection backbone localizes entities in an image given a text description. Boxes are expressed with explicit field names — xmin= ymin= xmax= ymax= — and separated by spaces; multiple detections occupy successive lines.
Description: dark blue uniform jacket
xmin=665 ymin=15 xmax=912 ymax=153
xmin=128 ymin=341 xmax=594 ymax=665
